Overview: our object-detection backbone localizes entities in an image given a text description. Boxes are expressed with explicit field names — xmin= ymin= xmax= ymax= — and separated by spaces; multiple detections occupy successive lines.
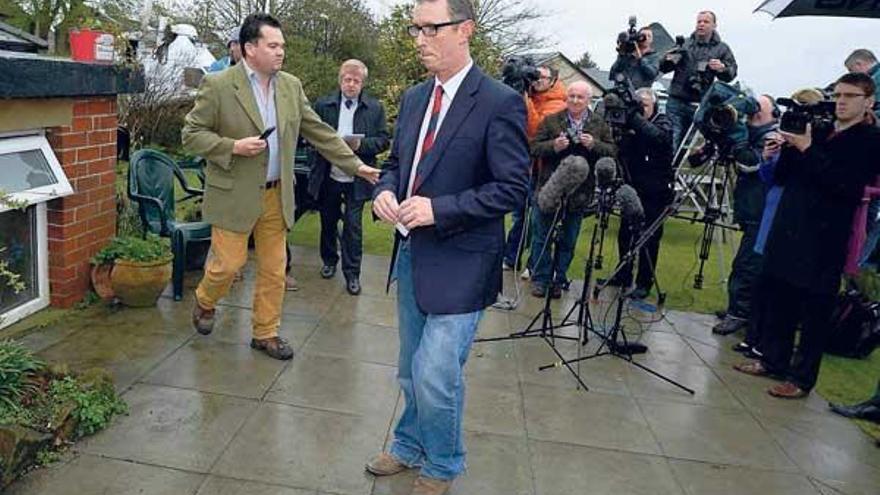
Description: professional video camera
xmin=603 ymin=72 xmax=641 ymax=127
xmin=500 ymin=55 xmax=540 ymax=94
xmin=692 ymin=81 xmax=759 ymax=162
xmin=617 ymin=15 xmax=646 ymax=55
xmin=776 ymin=97 xmax=836 ymax=135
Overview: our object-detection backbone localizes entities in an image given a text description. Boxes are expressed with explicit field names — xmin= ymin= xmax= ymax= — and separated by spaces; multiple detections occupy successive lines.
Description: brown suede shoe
xmin=733 ymin=360 xmax=772 ymax=377
xmin=192 ymin=302 xmax=215 ymax=335
xmin=250 ymin=336 xmax=294 ymax=360
xmin=768 ymin=381 xmax=809 ymax=399
xmin=411 ymin=476 xmax=452 ymax=495
xmin=365 ymin=452 xmax=411 ymax=476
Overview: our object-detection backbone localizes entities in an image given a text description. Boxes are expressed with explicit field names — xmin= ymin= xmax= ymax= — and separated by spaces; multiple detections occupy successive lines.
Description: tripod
xmin=671 ymin=145 xmax=739 ymax=289
xmin=476 ymin=197 xmax=590 ymax=390
xmin=540 ymin=217 xmax=696 ymax=395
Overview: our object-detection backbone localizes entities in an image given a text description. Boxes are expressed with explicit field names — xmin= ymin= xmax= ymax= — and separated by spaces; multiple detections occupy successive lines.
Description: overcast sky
xmin=365 ymin=0 xmax=879 ymax=97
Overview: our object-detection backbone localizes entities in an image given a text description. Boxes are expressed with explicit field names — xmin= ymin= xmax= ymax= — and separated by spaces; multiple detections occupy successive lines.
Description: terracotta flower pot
xmin=109 ymin=258 xmax=172 ymax=307
xmin=90 ymin=264 xmax=115 ymax=301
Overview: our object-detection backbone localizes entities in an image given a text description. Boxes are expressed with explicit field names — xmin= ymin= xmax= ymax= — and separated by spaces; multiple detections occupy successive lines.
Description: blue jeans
xmin=529 ymin=206 xmax=583 ymax=286
xmin=503 ymin=186 xmax=535 ymax=269
xmin=667 ymin=97 xmax=697 ymax=152
xmin=390 ymin=241 xmax=483 ymax=480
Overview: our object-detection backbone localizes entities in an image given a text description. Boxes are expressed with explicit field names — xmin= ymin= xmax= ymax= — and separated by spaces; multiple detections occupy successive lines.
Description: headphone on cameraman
xmin=764 ymin=94 xmax=782 ymax=119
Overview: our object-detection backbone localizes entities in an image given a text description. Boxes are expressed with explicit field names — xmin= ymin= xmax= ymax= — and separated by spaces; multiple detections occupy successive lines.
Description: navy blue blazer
xmin=374 ymin=65 xmax=530 ymax=314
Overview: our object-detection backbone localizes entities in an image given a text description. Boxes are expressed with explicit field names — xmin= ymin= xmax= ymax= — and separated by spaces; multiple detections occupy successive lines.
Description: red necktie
xmin=412 ymin=85 xmax=444 ymax=194
xmin=419 ymin=85 xmax=444 ymax=162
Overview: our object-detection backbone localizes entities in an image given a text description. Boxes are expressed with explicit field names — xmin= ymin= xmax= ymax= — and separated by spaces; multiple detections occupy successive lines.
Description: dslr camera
xmin=616 ymin=15 xmax=646 ymax=56
xmin=776 ymin=97 xmax=836 ymax=135
xmin=500 ymin=55 xmax=540 ymax=95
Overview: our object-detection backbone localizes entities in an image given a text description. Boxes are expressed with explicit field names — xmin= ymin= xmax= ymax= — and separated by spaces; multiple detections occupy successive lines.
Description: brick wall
xmin=45 ymin=96 xmax=118 ymax=308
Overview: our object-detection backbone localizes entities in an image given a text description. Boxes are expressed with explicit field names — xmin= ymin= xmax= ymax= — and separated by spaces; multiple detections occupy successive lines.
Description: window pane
xmin=0 ymin=206 xmax=38 ymax=315
xmin=0 ymin=150 xmax=57 ymax=193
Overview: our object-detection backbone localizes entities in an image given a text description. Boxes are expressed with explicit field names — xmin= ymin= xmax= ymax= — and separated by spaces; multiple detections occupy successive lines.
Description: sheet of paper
xmin=395 ymin=222 xmax=410 ymax=237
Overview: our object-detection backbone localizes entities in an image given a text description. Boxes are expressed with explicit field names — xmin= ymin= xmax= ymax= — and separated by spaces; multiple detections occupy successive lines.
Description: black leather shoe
xmin=346 ymin=277 xmax=361 ymax=295
xmin=320 ymin=265 xmax=336 ymax=279
xmin=829 ymin=401 xmax=880 ymax=422
xmin=712 ymin=316 xmax=748 ymax=335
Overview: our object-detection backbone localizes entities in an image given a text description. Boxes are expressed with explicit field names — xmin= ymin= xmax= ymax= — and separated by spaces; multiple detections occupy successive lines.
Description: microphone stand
xmin=476 ymin=196 xmax=590 ymax=390
xmin=540 ymin=213 xmax=696 ymax=396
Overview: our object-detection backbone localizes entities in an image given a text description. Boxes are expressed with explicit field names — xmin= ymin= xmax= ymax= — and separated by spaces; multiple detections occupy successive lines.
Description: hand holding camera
xmin=553 ymin=133 xmax=571 ymax=152
xmin=579 ymin=133 xmax=595 ymax=149
xmin=762 ymin=133 xmax=784 ymax=161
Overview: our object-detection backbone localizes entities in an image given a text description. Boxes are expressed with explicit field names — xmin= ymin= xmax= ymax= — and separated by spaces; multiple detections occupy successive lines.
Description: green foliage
xmin=48 ymin=375 xmax=127 ymax=437
xmin=35 ymin=448 xmax=62 ymax=466
xmin=0 ymin=341 xmax=45 ymax=411
xmin=0 ymin=191 xmax=28 ymax=295
xmin=91 ymin=233 xmax=172 ymax=265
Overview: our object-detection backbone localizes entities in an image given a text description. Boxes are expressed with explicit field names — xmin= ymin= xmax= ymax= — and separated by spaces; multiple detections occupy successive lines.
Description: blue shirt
xmin=243 ymin=61 xmax=280 ymax=182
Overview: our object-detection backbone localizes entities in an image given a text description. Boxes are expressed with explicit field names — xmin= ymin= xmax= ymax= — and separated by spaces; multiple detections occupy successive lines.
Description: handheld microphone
xmin=537 ymin=155 xmax=590 ymax=213
xmin=595 ymin=157 xmax=617 ymax=188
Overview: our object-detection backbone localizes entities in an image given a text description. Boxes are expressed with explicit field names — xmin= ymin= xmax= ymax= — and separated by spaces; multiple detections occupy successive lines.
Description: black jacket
xmin=660 ymin=31 xmax=737 ymax=103
xmin=764 ymin=123 xmax=880 ymax=294
xmin=531 ymin=109 xmax=617 ymax=214
xmin=619 ymin=109 xmax=674 ymax=202
xmin=733 ymin=123 xmax=777 ymax=226
xmin=307 ymin=90 xmax=390 ymax=202
xmin=609 ymin=51 xmax=660 ymax=90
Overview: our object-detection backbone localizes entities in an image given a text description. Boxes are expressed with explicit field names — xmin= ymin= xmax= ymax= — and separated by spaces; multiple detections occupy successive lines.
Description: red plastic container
xmin=69 ymin=28 xmax=114 ymax=63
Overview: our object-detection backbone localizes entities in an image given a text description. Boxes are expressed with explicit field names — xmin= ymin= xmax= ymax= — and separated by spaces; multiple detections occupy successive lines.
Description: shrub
xmin=91 ymin=233 xmax=172 ymax=265
xmin=0 ymin=341 xmax=44 ymax=411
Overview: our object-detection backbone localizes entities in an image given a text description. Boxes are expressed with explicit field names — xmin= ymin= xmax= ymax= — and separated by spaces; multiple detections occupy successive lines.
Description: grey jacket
xmin=660 ymin=31 xmax=737 ymax=103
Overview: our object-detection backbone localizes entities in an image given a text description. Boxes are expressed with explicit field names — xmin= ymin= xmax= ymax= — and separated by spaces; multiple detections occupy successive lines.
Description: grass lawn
xmin=290 ymin=205 xmax=734 ymax=314
xmin=289 ymin=204 xmax=880 ymax=440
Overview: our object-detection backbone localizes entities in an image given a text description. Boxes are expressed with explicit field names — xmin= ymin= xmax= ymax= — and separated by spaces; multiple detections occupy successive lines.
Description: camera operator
xmin=734 ymin=73 xmax=880 ymax=399
xmin=529 ymin=82 xmax=616 ymax=298
xmin=660 ymin=10 xmax=738 ymax=150
xmin=612 ymin=88 xmax=673 ymax=299
xmin=844 ymin=49 xmax=880 ymax=268
xmin=713 ymin=95 xmax=779 ymax=336
xmin=609 ymin=26 xmax=660 ymax=90
xmin=503 ymin=65 xmax=568 ymax=275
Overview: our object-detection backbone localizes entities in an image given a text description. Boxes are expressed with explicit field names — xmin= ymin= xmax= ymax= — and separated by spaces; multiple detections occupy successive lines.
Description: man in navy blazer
xmin=366 ymin=0 xmax=529 ymax=493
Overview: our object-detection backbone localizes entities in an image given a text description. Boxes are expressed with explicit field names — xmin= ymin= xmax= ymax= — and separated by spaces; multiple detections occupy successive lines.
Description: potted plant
xmin=91 ymin=234 xmax=172 ymax=307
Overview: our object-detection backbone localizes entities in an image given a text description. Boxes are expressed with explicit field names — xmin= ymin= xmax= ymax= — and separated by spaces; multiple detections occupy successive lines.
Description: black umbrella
xmin=755 ymin=0 xmax=880 ymax=19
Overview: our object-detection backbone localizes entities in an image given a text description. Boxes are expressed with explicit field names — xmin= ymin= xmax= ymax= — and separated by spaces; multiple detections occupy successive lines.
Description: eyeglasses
xmin=407 ymin=19 xmax=467 ymax=37
xmin=832 ymin=92 xmax=867 ymax=100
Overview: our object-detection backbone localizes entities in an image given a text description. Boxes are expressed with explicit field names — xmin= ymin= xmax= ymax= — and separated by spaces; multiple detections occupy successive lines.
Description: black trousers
xmin=726 ymin=223 xmax=763 ymax=319
xmin=617 ymin=195 xmax=668 ymax=290
xmin=757 ymin=273 xmax=836 ymax=391
xmin=319 ymin=179 xmax=365 ymax=279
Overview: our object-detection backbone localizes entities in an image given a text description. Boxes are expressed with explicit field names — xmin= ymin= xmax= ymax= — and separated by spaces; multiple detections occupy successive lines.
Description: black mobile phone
xmin=259 ymin=126 xmax=276 ymax=140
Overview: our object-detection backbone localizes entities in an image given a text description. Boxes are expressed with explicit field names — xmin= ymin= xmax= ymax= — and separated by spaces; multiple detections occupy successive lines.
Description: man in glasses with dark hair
xmin=734 ymin=72 xmax=880 ymax=400
xmin=367 ymin=0 xmax=529 ymax=493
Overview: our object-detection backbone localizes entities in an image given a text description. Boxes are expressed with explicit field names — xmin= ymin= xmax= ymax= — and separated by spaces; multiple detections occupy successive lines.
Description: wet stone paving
xmin=9 ymin=246 xmax=880 ymax=495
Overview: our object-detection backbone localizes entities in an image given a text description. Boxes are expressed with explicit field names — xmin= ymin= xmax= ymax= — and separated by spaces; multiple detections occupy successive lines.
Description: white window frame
xmin=0 ymin=131 xmax=74 ymax=211
xmin=1 ymin=203 xmax=49 ymax=329
xmin=1 ymin=130 xmax=73 ymax=328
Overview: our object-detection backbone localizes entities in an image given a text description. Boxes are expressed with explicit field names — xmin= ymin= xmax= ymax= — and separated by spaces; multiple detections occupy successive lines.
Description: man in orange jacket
xmin=504 ymin=65 xmax=566 ymax=274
